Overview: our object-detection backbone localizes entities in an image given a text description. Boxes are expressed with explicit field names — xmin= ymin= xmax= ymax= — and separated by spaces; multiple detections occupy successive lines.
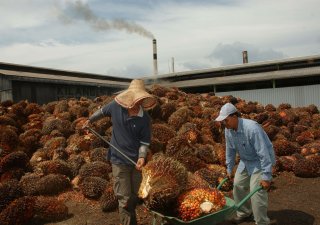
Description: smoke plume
xmin=57 ymin=0 xmax=154 ymax=39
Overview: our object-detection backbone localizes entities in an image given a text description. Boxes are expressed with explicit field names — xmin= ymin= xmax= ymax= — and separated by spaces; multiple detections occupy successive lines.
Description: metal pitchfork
xmin=86 ymin=127 xmax=138 ymax=167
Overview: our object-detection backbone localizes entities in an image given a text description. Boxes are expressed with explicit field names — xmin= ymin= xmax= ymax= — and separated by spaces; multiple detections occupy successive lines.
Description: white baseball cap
xmin=215 ymin=103 xmax=238 ymax=121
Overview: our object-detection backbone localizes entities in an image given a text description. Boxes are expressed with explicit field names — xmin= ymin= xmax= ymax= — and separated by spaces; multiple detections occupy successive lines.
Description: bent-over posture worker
xmin=215 ymin=103 xmax=275 ymax=225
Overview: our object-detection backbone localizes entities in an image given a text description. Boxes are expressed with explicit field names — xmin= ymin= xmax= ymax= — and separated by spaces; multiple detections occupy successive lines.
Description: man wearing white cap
xmin=215 ymin=103 xmax=275 ymax=225
xmin=83 ymin=79 xmax=157 ymax=225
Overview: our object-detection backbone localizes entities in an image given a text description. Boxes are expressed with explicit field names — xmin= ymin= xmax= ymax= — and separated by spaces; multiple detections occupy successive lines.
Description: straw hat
xmin=115 ymin=79 xmax=157 ymax=110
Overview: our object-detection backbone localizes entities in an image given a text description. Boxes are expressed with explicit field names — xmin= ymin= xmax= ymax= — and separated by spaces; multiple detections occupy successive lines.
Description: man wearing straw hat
xmin=83 ymin=79 xmax=157 ymax=225
xmin=215 ymin=103 xmax=275 ymax=225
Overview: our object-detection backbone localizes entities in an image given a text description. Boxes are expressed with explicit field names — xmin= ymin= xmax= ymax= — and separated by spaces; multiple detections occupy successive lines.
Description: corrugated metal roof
xmin=0 ymin=69 xmax=129 ymax=88
xmin=217 ymin=84 xmax=320 ymax=107
xmin=159 ymin=67 xmax=320 ymax=88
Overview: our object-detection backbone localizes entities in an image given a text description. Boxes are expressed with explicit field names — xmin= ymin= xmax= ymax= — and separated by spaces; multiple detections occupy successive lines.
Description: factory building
xmin=148 ymin=54 xmax=320 ymax=107
xmin=0 ymin=62 xmax=130 ymax=104
xmin=1 ymin=54 xmax=320 ymax=107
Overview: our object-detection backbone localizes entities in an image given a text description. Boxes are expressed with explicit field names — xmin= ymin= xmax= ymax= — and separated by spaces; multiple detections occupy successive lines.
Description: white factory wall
xmin=217 ymin=84 xmax=320 ymax=107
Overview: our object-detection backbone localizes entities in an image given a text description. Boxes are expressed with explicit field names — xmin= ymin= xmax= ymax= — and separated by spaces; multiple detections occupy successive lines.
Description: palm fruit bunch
xmin=206 ymin=164 xmax=233 ymax=192
xmin=19 ymin=173 xmax=42 ymax=196
xmin=41 ymin=117 xmax=70 ymax=136
xmin=272 ymin=138 xmax=300 ymax=156
xmin=0 ymin=196 xmax=36 ymax=225
xmin=165 ymin=135 xmax=193 ymax=157
xmin=194 ymin=168 xmax=219 ymax=187
xmin=185 ymin=172 xmax=210 ymax=190
xmin=213 ymin=143 xmax=226 ymax=166
xmin=252 ymin=112 xmax=269 ymax=124
xmin=78 ymin=161 xmax=111 ymax=182
xmin=236 ymin=101 xmax=257 ymax=115
xmin=149 ymin=84 xmax=171 ymax=98
xmin=33 ymin=196 xmax=69 ymax=222
xmin=22 ymin=113 xmax=43 ymax=132
xmin=293 ymin=156 xmax=320 ymax=178
xmin=168 ymin=106 xmax=195 ymax=131
xmin=177 ymin=188 xmax=226 ymax=221
xmin=274 ymin=154 xmax=302 ymax=172
xmin=36 ymin=174 xmax=71 ymax=195
xmin=174 ymin=151 xmax=207 ymax=172
xmin=295 ymin=130 xmax=315 ymax=146
xmin=67 ymin=154 xmax=86 ymax=177
xmin=150 ymin=123 xmax=176 ymax=154
xmin=138 ymin=154 xmax=188 ymax=214
xmin=100 ymin=184 xmax=118 ymax=212
xmin=278 ymin=103 xmax=292 ymax=111
xmin=0 ymin=115 xmax=17 ymax=127
xmin=0 ymin=167 xmax=25 ymax=183
xmin=301 ymin=141 xmax=320 ymax=156
xmin=152 ymin=123 xmax=176 ymax=144
xmin=278 ymin=109 xmax=297 ymax=125
xmin=159 ymin=102 xmax=177 ymax=121
xmin=19 ymin=128 xmax=42 ymax=155
xmin=178 ymin=122 xmax=201 ymax=144
xmin=35 ymin=160 xmax=73 ymax=179
xmin=0 ymin=126 xmax=19 ymax=155
xmin=68 ymin=104 xmax=88 ymax=120
xmin=52 ymin=100 xmax=68 ymax=115
xmin=263 ymin=124 xmax=280 ymax=141
xmin=0 ymin=151 xmax=29 ymax=175
xmin=276 ymin=126 xmax=292 ymax=140
xmin=0 ymin=179 xmax=23 ymax=212
xmin=79 ymin=176 xmax=108 ymax=199
xmin=199 ymin=126 xmax=216 ymax=145
xmin=90 ymin=147 xmax=109 ymax=163
xmin=195 ymin=144 xmax=217 ymax=164
xmin=43 ymin=136 xmax=67 ymax=154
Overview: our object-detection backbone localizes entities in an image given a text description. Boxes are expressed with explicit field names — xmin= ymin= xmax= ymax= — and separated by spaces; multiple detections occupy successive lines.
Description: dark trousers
xmin=112 ymin=164 xmax=142 ymax=225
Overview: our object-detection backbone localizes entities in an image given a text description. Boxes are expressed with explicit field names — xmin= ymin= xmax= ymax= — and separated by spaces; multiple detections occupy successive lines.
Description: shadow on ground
xmin=268 ymin=209 xmax=315 ymax=225
xmin=216 ymin=209 xmax=315 ymax=225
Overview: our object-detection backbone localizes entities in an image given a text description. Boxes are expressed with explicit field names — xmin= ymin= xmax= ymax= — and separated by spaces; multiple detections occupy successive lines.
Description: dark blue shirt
xmin=100 ymin=100 xmax=151 ymax=166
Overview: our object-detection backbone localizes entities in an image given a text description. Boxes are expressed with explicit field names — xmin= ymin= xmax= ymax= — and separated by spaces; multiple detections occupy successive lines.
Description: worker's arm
xmin=82 ymin=101 xmax=113 ymax=129
xmin=225 ymin=130 xmax=236 ymax=178
xmin=136 ymin=144 xmax=149 ymax=170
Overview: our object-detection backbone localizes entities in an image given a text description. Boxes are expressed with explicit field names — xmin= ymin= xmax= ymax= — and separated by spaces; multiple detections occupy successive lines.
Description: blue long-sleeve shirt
xmin=225 ymin=118 xmax=276 ymax=181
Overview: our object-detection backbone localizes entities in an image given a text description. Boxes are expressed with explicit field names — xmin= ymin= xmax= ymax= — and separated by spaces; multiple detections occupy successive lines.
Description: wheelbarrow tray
xmin=150 ymin=185 xmax=262 ymax=225
xmin=151 ymin=197 xmax=236 ymax=225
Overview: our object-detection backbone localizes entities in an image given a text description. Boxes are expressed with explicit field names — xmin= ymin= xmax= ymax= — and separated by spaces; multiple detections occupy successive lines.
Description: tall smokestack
xmin=171 ymin=57 xmax=175 ymax=73
xmin=242 ymin=50 xmax=248 ymax=64
xmin=153 ymin=39 xmax=158 ymax=77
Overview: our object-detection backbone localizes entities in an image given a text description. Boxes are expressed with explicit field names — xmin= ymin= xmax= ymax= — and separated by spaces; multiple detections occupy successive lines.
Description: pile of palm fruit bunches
xmin=0 ymin=84 xmax=319 ymax=223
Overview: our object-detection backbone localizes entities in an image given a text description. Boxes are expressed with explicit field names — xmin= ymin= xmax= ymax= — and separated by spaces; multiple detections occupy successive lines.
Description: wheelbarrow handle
xmin=86 ymin=127 xmax=137 ymax=167
xmin=235 ymin=186 xmax=263 ymax=210
xmin=217 ymin=177 xmax=228 ymax=190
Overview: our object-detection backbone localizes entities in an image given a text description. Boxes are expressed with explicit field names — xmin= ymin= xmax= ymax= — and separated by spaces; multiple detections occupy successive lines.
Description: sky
xmin=0 ymin=0 xmax=319 ymax=78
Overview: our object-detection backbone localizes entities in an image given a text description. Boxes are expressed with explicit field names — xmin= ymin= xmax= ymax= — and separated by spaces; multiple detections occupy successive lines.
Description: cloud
xmin=181 ymin=61 xmax=212 ymax=71
xmin=208 ymin=42 xmax=286 ymax=66
xmin=0 ymin=0 xmax=319 ymax=78
xmin=106 ymin=64 xmax=150 ymax=78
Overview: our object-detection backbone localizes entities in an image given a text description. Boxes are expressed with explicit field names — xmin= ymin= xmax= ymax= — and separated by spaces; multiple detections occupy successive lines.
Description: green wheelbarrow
xmin=150 ymin=178 xmax=263 ymax=225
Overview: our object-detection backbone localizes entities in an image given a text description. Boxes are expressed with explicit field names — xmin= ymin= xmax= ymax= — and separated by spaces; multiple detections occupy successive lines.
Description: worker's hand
xmin=260 ymin=180 xmax=271 ymax=191
xmin=136 ymin=158 xmax=146 ymax=171
xmin=82 ymin=119 xmax=90 ymax=129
